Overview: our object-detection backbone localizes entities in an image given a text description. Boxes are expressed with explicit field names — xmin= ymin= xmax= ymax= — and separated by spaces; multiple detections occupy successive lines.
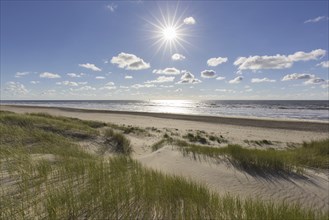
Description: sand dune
xmin=1 ymin=105 xmax=328 ymax=212
xmin=138 ymin=145 xmax=329 ymax=212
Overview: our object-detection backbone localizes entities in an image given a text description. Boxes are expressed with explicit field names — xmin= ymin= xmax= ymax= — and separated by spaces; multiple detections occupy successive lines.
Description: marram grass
xmin=0 ymin=111 xmax=328 ymax=219
xmin=173 ymin=139 xmax=329 ymax=172
xmin=104 ymin=128 xmax=132 ymax=155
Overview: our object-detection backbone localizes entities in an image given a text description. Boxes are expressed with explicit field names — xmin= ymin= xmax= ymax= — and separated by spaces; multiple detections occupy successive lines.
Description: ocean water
xmin=1 ymin=100 xmax=328 ymax=122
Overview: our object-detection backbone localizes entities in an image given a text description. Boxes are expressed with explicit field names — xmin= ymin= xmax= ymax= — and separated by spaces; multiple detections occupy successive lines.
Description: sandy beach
xmin=1 ymin=105 xmax=329 ymax=213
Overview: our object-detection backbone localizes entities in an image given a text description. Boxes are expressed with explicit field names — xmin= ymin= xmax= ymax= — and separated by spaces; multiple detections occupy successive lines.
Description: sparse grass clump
xmin=0 ymin=112 xmax=93 ymax=159
xmin=209 ymin=135 xmax=228 ymax=144
xmin=183 ymin=132 xmax=208 ymax=144
xmin=147 ymin=126 xmax=161 ymax=132
xmin=123 ymin=125 xmax=147 ymax=135
xmin=151 ymin=133 xmax=174 ymax=151
xmin=151 ymin=139 xmax=166 ymax=151
xmin=293 ymin=139 xmax=329 ymax=169
xmin=104 ymin=128 xmax=132 ymax=155
xmin=0 ymin=111 xmax=99 ymax=140
xmin=29 ymin=112 xmax=107 ymax=128
xmin=184 ymin=131 xmax=228 ymax=145
xmin=176 ymin=140 xmax=287 ymax=172
xmin=165 ymin=139 xmax=290 ymax=172
xmin=175 ymin=138 xmax=329 ymax=172
xmin=222 ymin=145 xmax=287 ymax=172
xmin=108 ymin=123 xmax=149 ymax=136
xmin=244 ymin=139 xmax=273 ymax=146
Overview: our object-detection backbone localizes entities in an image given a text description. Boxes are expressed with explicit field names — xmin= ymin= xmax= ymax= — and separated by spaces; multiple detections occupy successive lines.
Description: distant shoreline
xmin=1 ymin=104 xmax=328 ymax=132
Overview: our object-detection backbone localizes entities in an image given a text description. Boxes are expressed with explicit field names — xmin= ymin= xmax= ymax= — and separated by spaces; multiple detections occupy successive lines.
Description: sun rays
xmin=143 ymin=4 xmax=193 ymax=55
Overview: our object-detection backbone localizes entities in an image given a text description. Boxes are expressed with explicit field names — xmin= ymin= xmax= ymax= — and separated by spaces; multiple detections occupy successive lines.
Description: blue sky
xmin=1 ymin=0 xmax=328 ymax=100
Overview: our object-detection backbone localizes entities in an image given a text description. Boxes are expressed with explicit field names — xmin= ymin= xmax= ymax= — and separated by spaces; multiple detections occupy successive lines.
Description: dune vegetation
xmin=0 ymin=111 xmax=327 ymax=219
xmin=164 ymin=138 xmax=329 ymax=173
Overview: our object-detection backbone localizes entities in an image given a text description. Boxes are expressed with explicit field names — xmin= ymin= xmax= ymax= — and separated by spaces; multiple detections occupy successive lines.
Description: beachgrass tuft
xmin=104 ymin=128 xmax=132 ymax=155
xmin=172 ymin=138 xmax=329 ymax=172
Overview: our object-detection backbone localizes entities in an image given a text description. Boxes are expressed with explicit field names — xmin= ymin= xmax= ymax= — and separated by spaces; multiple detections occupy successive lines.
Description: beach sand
xmin=1 ymin=105 xmax=329 ymax=212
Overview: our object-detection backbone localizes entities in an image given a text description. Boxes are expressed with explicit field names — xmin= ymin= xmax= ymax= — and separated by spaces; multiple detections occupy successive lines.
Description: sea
xmin=1 ymin=100 xmax=328 ymax=122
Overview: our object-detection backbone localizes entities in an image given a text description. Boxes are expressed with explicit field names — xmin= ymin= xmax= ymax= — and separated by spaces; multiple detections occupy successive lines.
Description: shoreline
xmin=1 ymin=104 xmax=328 ymax=132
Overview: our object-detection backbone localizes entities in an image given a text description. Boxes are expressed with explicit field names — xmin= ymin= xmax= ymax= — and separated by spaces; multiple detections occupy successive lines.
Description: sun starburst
xmin=143 ymin=4 xmax=193 ymax=55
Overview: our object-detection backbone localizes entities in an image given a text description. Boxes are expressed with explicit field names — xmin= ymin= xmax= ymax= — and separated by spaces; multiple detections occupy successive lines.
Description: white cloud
xmin=71 ymin=86 xmax=96 ymax=91
xmin=288 ymin=49 xmax=326 ymax=61
xmin=79 ymin=63 xmax=102 ymax=71
xmin=160 ymin=85 xmax=174 ymax=88
xmin=100 ymin=86 xmax=117 ymax=90
xmin=234 ymin=55 xmax=291 ymax=71
xmin=15 ymin=71 xmax=30 ymax=78
xmin=304 ymin=78 xmax=326 ymax=85
xmin=215 ymin=89 xmax=235 ymax=93
xmin=216 ymin=76 xmax=226 ymax=80
xmin=251 ymin=78 xmax=276 ymax=83
xmin=120 ymin=86 xmax=129 ymax=89
xmin=281 ymin=73 xmax=315 ymax=81
xmin=5 ymin=82 xmax=28 ymax=95
xmin=111 ymin=52 xmax=150 ymax=70
xmin=229 ymin=76 xmax=243 ymax=84
xmin=281 ymin=73 xmax=326 ymax=86
xmin=317 ymin=61 xmax=329 ymax=68
xmin=153 ymin=67 xmax=180 ymax=75
xmin=177 ymin=71 xmax=202 ymax=84
xmin=304 ymin=16 xmax=328 ymax=23
xmin=99 ymin=82 xmax=116 ymax=90
xmin=172 ymin=53 xmax=186 ymax=61
xmin=321 ymin=81 xmax=329 ymax=89
xmin=41 ymin=90 xmax=56 ymax=95
xmin=175 ymin=88 xmax=182 ymax=92
xmin=131 ymin=84 xmax=156 ymax=89
xmin=106 ymin=3 xmax=117 ymax=12
xmin=183 ymin=17 xmax=196 ymax=25
xmin=105 ymin=82 xmax=115 ymax=86
xmin=56 ymin=81 xmax=78 ymax=87
xmin=201 ymin=70 xmax=216 ymax=78
xmin=145 ymin=76 xmax=175 ymax=84
xmin=67 ymin=73 xmax=84 ymax=78
xmin=125 ymin=75 xmax=133 ymax=79
xmin=78 ymin=82 xmax=88 ymax=85
xmin=207 ymin=57 xmax=228 ymax=67
xmin=234 ymin=49 xmax=326 ymax=71
xmin=40 ymin=72 xmax=61 ymax=79
xmin=30 ymin=81 xmax=40 ymax=84
xmin=95 ymin=76 xmax=106 ymax=80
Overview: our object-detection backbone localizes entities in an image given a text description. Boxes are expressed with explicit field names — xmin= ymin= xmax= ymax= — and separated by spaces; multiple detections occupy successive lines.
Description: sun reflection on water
xmin=149 ymin=100 xmax=196 ymax=114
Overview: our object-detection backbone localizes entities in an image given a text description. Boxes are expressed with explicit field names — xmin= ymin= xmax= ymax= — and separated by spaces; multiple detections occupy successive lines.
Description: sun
xmin=162 ymin=26 xmax=177 ymax=41
xmin=143 ymin=5 xmax=192 ymax=55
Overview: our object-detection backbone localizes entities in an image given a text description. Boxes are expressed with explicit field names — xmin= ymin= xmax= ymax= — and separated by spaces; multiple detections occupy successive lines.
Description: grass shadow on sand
xmin=172 ymin=139 xmax=328 ymax=182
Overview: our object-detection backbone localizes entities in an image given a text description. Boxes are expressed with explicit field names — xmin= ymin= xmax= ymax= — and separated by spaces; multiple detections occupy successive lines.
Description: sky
xmin=1 ymin=0 xmax=328 ymax=100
